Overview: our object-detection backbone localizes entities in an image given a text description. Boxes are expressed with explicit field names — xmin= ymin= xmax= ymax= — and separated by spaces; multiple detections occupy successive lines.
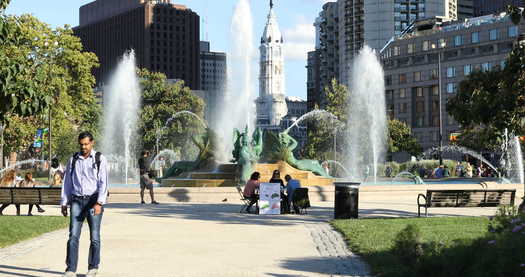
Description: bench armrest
xmin=417 ymin=193 xmax=427 ymax=206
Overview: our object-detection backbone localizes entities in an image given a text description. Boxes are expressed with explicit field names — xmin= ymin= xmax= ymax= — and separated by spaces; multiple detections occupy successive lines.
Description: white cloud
xmin=283 ymin=23 xmax=315 ymax=61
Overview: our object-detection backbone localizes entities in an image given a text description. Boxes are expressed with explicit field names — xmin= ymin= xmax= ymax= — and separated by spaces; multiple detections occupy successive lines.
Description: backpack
xmin=71 ymin=152 xmax=102 ymax=178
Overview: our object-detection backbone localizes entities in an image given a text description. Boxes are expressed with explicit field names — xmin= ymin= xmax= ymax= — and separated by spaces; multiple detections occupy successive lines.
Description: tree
xmin=304 ymin=78 xmax=348 ymax=160
xmin=447 ymin=44 xmax=525 ymax=150
xmin=138 ymin=69 xmax=205 ymax=157
xmin=387 ymin=119 xmax=422 ymax=156
xmin=1 ymin=13 xmax=100 ymax=164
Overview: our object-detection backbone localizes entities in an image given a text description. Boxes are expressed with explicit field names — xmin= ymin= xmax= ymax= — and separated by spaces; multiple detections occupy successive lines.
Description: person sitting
xmin=284 ymin=175 xmax=301 ymax=214
xmin=0 ymin=169 xmax=21 ymax=215
xmin=243 ymin=172 xmax=260 ymax=213
xmin=269 ymin=170 xmax=289 ymax=213
xmin=443 ymin=165 xmax=450 ymax=178
xmin=51 ymin=171 xmax=63 ymax=187
xmin=18 ymin=172 xmax=45 ymax=216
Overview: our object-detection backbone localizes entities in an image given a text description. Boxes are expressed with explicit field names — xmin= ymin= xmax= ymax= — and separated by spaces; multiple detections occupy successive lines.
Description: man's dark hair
xmin=141 ymin=150 xmax=149 ymax=156
xmin=78 ymin=131 xmax=94 ymax=141
xmin=285 ymin=174 xmax=292 ymax=181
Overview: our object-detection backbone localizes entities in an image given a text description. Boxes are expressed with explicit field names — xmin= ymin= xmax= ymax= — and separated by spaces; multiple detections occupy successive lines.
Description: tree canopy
xmin=138 ymin=69 xmax=205 ymax=158
xmin=387 ymin=119 xmax=422 ymax=156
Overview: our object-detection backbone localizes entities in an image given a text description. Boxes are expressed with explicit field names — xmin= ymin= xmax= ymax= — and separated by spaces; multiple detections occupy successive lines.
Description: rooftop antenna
xmin=270 ymin=0 xmax=273 ymax=9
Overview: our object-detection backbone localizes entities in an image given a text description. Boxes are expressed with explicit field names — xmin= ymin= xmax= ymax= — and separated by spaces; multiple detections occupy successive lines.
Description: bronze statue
xmin=278 ymin=131 xmax=330 ymax=177
xmin=162 ymin=128 xmax=217 ymax=178
xmin=232 ymin=126 xmax=264 ymax=184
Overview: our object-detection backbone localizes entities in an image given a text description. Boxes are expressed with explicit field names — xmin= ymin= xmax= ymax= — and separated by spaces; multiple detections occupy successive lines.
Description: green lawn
xmin=332 ymin=217 xmax=491 ymax=277
xmin=0 ymin=216 xmax=68 ymax=248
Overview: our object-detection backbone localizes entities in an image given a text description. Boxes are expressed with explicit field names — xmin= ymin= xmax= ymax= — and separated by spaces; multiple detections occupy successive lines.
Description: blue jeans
xmin=66 ymin=194 xmax=103 ymax=272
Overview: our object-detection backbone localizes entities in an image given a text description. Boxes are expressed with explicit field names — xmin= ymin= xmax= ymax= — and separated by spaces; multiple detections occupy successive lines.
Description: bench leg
xmin=418 ymin=205 xmax=421 ymax=217
xmin=425 ymin=206 xmax=428 ymax=217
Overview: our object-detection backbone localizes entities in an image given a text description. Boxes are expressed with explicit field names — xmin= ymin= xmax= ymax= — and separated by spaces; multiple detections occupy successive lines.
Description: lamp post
xmin=437 ymin=43 xmax=444 ymax=166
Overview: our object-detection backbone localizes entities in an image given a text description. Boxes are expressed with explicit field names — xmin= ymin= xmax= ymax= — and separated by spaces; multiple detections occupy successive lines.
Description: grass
xmin=0 ymin=215 xmax=68 ymax=248
xmin=331 ymin=217 xmax=490 ymax=277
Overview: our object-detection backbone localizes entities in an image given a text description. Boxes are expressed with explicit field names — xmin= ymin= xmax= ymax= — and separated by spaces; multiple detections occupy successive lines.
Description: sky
xmin=5 ymin=0 xmax=332 ymax=99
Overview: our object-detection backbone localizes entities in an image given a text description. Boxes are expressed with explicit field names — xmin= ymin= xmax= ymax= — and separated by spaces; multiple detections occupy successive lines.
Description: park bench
xmin=417 ymin=189 xmax=516 ymax=217
xmin=0 ymin=187 xmax=62 ymax=205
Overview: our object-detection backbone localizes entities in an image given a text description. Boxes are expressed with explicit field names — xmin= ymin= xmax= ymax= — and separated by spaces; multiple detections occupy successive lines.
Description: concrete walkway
xmin=0 ymin=202 xmax=372 ymax=277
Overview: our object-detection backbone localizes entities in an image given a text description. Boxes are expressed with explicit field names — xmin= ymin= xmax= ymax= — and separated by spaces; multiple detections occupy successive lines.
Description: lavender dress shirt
xmin=60 ymin=149 xmax=109 ymax=206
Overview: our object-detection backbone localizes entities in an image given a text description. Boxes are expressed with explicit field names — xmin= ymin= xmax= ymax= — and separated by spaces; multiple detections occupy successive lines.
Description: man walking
xmin=61 ymin=131 xmax=108 ymax=277
xmin=138 ymin=150 xmax=159 ymax=204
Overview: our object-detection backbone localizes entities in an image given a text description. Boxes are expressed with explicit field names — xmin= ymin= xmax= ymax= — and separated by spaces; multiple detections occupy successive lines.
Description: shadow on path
xmin=275 ymin=256 xmax=368 ymax=276
xmin=0 ymin=265 xmax=64 ymax=277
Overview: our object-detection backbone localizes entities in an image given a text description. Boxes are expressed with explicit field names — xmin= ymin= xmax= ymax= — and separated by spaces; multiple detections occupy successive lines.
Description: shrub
xmin=394 ymin=224 xmax=424 ymax=264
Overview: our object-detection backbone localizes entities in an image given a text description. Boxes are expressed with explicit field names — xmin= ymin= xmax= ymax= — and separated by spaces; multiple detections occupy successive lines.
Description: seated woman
xmin=243 ymin=172 xmax=260 ymax=213
xmin=0 ymin=169 xmax=21 ymax=215
xmin=269 ymin=170 xmax=289 ymax=214
xmin=18 ymin=172 xmax=45 ymax=216
xmin=50 ymin=171 xmax=63 ymax=187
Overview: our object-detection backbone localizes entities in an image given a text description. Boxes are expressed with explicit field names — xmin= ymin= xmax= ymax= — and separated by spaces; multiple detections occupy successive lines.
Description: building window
xmin=408 ymin=43 xmax=415 ymax=54
xmin=399 ymin=73 xmax=407 ymax=84
xmin=471 ymin=32 xmax=479 ymax=43
xmin=416 ymin=117 xmax=424 ymax=127
xmin=446 ymin=67 xmax=456 ymax=78
xmin=400 ymin=103 xmax=408 ymax=113
xmin=454 ymin=35 xmax=462 ymax=46
xmin=423 ymin=41 xmax=429 ymax=51
xmin=416 ymin=87 xmax=423 ymax=97
xmin=416 ymin=102 xmax=425 ymax=113
xmin=508 ymin=25 xmax=518 ymax=38
xmin=438 ymin=38 xmax=446 ymax=48
xmin=464 ymin=64 xmax=472 ymax=76
xmin=385 ymin=75 xmax=392 ymax=85
xmin=430 ymin=68 xmax=438 ymax=80
xmin=414 ymin=71 xmax=421 ymax=82
xmin=482 ymin=62 xmax=491 ymax=72
xmin=489 ymin=29 xmax=498 ymax=41
xmin=446 ymin=83 xmax=456 ymax=93
xmin=501 ymin=60 xmax=507 ymax=69
xmin=394 ymin=46 xmax=400 ymax=56
xmin=399 ymin=88 xmax=407 ymax=98
xmin=432 ymin=116 xmax=440 ymax=128
xmin=431 ymin=85 xmax=439 ymax=96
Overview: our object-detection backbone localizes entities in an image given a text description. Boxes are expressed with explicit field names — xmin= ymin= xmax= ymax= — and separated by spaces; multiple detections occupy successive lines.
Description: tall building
xmin=380 ymin=14 xmax=523 ymax=150
xmin=200 ymin=41 xmax=226 ymax=125
xmin=458 ymin=0 xmax=474 ymax=20
xmin=338 ymin=0 xmax=458 ymax=83
xmin=306 ymin=50 xmax=321 ymax=111
xmin=74 ymin=0 xmax=200 ymax=90
xmin=256 ymin=0 xmax=288 ymax=129
xmin=313 ymin=2 xmax=339 ymax=109
xmin=473 ymin=0 xmax=523 ymax=17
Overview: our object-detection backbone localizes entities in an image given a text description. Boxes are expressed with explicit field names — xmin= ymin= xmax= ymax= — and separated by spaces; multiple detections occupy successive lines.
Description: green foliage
xmin=447 ymin=43 xmax=525 ymax=151
xmin=261 ymin=130 xmax=288 ymax=162
xmin=394 ymin=224 xmax=424 ymax=264
xmin=304 ymin=79 xmax=348 ymax=160
xmin=388 ymin=119 xmax=422 ymax=156
xmin=0 ymin=14 xmax=100 ymax=163
xmin=0 ymin=215 xmax=68 ymax=248
xmin=138 ymin=68 xmax=205 ymax=154
xmin=488 ymin=205 xmax=520 ymax=234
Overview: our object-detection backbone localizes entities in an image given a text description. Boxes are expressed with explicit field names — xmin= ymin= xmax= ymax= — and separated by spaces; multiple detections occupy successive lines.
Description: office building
xmin=200 ymin=41 xmax=226 ymax=125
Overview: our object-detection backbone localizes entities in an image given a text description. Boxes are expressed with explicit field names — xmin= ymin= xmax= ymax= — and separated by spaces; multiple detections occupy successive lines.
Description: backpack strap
xmin=70 ymin=152 xmax=81 ymax=178
xmin=95 ymin=152 xmax=102 ymax=176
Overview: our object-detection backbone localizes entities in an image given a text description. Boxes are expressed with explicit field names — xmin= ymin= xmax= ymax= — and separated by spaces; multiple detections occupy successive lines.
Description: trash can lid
xmin=334 ymin=181 xmax=360 ymax=188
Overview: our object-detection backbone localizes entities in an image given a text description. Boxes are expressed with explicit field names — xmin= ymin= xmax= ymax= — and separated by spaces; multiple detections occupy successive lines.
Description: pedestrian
xmin=60 ymin=131 xmax=108 ymax=277
xmin=138 ymin=150 xmax=159 ymax=204
xmin=284 ymin=174 xmax=301 ymax=214
xmin=455 ymin=162 xmax=463 ymax=177
xmin=18 ymin=172 xmax=45 ymax=216
xmin=385 ymin=166 xmax=393 ymax=178
xmin=0 ymin=169 xmax=21 ymax=216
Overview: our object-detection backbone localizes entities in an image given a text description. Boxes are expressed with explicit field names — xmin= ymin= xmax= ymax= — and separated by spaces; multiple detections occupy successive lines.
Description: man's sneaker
xmin=86 ymin=268 xmax=98 ymax=277
xmin=141 ymin=200 xmax=145 ymax=204
xmin=63 ymin=271 xmax=76 ymax=277
xmin=37 ymin=207 xmax=45 ymax=213
xmin=151 ymin=201 xmax=159 ymax=205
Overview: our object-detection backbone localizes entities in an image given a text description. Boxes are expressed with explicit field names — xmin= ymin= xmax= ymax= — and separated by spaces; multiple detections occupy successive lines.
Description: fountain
xmin=322 ymin=160 xmax=350 ymax=177
xmin=164 ymin=111 xmax=207 ymax=129
xmin=0 ymin=159 xmax=47 ymax=175
xmin=100 ymin=50 xmax=141 ymax=184
xmin=284 ymin=109 xmax=343 ymax=134
xmin=345 ymin=46 xmax=388 ymax=183
xmin=392 ymin=171 xmax=425 ymax=185
xmin=420 ymin=145 xmax=500 ymax=176
xmin=213 ymin=0 xmax=256 ymax=163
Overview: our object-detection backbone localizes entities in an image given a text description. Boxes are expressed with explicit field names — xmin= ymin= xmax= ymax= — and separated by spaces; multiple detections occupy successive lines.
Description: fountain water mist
xmin=420 ymin=145 xmax=500 ymax=176
xmin=0 ymin=159 xmax=47 ymax=175
xmin=323 ymin=160 xmax=350 ymax=177
xmin=284 ymin=109 xmax=342 ymax=134
xmin=508 ymin=136 xmax=524 ymax=184
xmin=346 ymin=46 xmax=387 ymax=182
xmin=213 ymin=0 xmax=255 ymax=162
xmin=164 ymin=111 xmax=207 ymax=129
xmin=101 ymin=50 xmax=141 ymax=184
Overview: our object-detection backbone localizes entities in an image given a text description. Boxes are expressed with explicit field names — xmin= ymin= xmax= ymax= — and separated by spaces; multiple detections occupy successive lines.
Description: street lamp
xmin=437 ymin=40 xmax=445 ymax=166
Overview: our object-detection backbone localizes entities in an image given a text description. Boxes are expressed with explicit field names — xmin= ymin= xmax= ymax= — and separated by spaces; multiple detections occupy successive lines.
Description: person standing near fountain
xmin=60 ymin=131 xmax=108 ymax=277
xmin=138 ymin=151 xmax=159 ymax=205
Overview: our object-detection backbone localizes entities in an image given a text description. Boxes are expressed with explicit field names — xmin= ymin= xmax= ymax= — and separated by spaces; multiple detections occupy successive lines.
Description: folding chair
xmin=236 ymin=186 xmax=250 ymax=213
xmin=292 ymin=188 xmax=311 ymax=215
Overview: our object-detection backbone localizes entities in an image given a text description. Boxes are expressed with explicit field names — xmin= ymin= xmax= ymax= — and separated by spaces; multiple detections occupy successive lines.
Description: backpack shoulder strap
xmin=70 ymin=152 xmax=81 ymax=177
xmin=95 ymin=152 xmax=102 ymax=175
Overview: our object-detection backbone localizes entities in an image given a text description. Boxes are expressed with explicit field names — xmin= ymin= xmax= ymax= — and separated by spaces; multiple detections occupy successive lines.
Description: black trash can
xmin=334 ymin=182 xmax=360 ymax=219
